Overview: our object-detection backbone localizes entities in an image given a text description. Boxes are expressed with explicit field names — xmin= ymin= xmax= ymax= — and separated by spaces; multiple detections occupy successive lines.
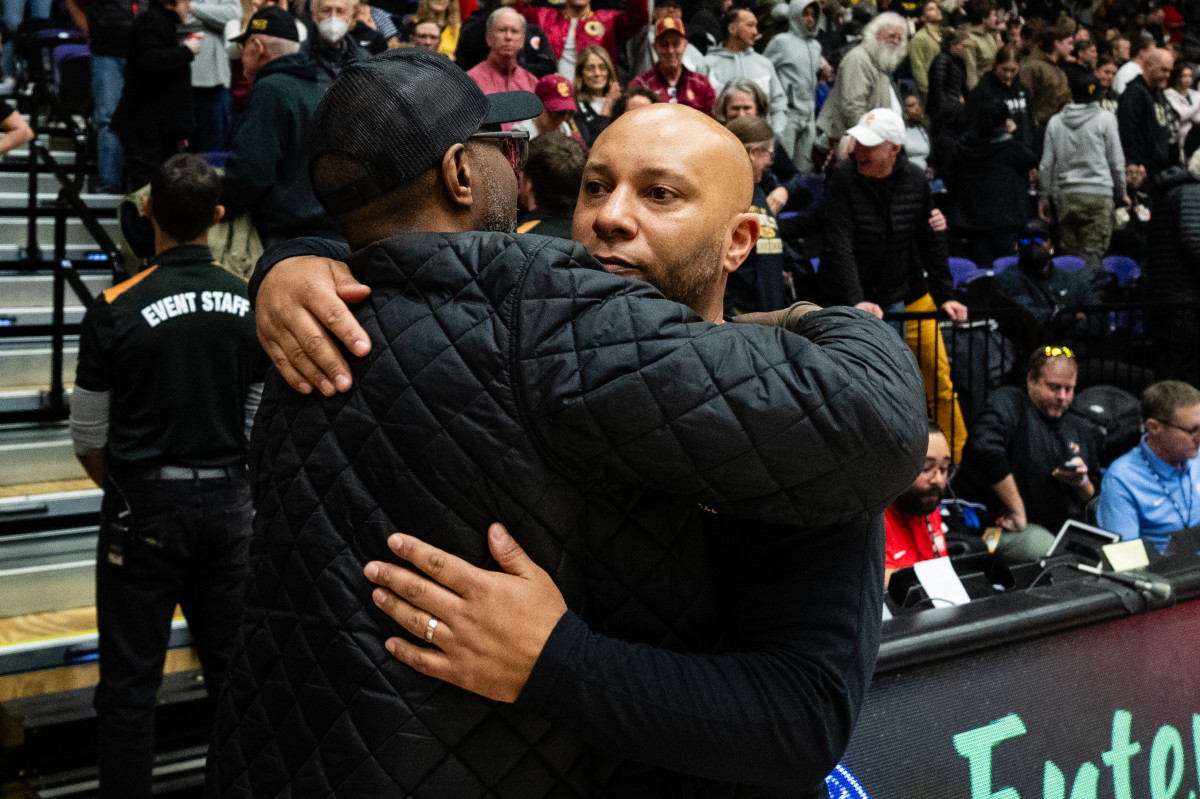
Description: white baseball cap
xmin=846 ymin=108 xmax=906 ymax=147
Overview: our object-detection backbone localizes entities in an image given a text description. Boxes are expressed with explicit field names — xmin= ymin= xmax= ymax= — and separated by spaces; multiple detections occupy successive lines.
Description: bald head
xmin=598 ymin=104 xmax=754 ymax=210
xmin=572 ymin=104 xmax=760 ymax=322
xmin=1145 ymin=47 xmax=1173 ymax=87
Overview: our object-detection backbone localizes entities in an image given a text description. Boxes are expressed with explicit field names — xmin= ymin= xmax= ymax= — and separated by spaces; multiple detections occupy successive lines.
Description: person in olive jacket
xmin=112 ymin=0 xmax=199 ymax=191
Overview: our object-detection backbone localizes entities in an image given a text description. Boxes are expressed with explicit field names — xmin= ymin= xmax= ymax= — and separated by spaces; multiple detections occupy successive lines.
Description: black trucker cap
xmin=308 ymin=49 xmax=543 ymax=217
xmin=231 ymin=7 xmax=299 ymax=44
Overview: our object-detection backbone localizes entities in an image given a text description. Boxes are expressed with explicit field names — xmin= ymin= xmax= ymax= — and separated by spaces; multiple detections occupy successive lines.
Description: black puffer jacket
xmin=1146 ymin=166 xmax=1200 ymax=301
xmin=818 ymin=153 xmax=953 ymax=308
xmin=208 ymin=232 xmax=926 ymax=798
xmin=926 ymin=51 xmax=968 ymax=136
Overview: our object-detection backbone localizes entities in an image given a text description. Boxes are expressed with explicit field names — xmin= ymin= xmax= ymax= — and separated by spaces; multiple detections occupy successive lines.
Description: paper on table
xmin=913 ymin=557 xmax=972 ymax=608
xmin=1103 ymin=539 xmax=1150 ymax=572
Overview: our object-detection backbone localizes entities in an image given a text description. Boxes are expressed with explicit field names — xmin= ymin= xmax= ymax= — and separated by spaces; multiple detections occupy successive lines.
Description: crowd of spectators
xmin=18 ymin=0 xmax=1200 ymax=603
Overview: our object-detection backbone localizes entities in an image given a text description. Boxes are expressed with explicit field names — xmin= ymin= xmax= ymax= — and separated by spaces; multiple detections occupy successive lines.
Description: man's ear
xmin=212 ymin=203 xmax=226 ymax=226
xmin=440 ymin=143 xmax=474 ymax=210
xmin=723 ymin=212 xmax=760 ymax=275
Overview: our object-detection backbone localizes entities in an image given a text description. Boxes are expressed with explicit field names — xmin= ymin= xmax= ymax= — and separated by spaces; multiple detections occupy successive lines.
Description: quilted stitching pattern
xmin=206 ymin=233 xmax=926 ymax=798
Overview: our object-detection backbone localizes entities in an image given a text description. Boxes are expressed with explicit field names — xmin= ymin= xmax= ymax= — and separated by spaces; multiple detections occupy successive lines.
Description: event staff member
xmin=1097 ymin=380 xmax=1200 ymax=552
xmin=885 ymin=421 xmax=952 ymax=583
xmin=69 ymin=154 xmax=264 ymax=799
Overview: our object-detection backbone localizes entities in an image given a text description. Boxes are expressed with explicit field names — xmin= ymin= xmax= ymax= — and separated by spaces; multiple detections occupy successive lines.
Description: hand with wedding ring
xmin=364 ymin=523 xmax=568 ymax=703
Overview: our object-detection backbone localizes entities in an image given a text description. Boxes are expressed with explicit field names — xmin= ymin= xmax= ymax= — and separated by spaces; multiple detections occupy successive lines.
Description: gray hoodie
xmin=1039 ymin=102 xmax=1126 ymax=203
xmin=699 ymin=45 xmax=789 ymax=134
xmin=763 ymin=0 xmax=822 ymax=122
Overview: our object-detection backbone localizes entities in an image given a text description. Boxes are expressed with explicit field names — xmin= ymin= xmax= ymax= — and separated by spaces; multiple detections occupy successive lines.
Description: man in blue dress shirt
xmin=1097 ymin=380 xmax=1200 ymax=552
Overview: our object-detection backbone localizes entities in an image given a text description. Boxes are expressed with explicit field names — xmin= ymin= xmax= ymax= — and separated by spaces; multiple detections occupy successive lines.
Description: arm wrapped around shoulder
xmin=518 ymin=257 xmax=928 ymax=528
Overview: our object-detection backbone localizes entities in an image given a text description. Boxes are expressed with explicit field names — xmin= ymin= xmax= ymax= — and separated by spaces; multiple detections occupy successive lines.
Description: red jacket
xmin=515 ymin=0 xmax=648 ymax=66
xmin=629 ymin=65 xmax=715 ymax=114
xmin=883 ymin=505 xmax=947 ymax=571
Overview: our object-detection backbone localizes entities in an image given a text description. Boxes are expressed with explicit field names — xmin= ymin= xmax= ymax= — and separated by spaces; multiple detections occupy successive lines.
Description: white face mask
xmin=317 ymin=16 xmax=348 ymax=44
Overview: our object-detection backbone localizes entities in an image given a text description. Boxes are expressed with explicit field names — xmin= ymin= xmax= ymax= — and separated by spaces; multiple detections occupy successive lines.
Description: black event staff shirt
xmin=74 ymin=245 xmax=266 ymax=469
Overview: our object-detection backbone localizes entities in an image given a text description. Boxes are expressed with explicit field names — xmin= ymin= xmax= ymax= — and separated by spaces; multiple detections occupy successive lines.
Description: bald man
xmin=1118 ymin=48 xmax=1182 ymax=181
xmin=230 ymin=75 xmax=924 ymax=797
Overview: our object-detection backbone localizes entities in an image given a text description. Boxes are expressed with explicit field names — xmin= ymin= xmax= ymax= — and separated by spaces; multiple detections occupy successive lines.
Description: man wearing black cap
xmin=221 ymin=7 xmax=335 ymax=247
xmin=205 ymin=49 xmax=925 ymax=798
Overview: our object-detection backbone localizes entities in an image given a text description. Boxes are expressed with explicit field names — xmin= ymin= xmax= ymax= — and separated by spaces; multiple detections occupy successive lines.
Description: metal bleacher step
xmin=0 ymin=423 xmax=86 ymax=485
xmin=3 ymin=144 xmax=77 ymax=167
xmin=0 ymin=270 xmax=113 ymax=327
xmin=0 ymin=169 xmax=79 ymax=195
xmin=0 ymin=387 xmax=75 ymax=415
xmin=0 ymin=190 xmax=122 ymax=211
xmin=0 ymin=216 xmax=122 ymax=248
xmin=0 ymin=336 xmax=79 ymax=391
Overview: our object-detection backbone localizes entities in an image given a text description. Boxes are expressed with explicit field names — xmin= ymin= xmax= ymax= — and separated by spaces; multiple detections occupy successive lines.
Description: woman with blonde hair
xmin=572 ymin=45 xmax=619 ymax=143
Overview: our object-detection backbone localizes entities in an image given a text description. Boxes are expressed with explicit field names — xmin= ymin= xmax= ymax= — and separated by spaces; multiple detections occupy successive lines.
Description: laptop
xmin=1045 ymin=519 xmax=1122 ymax=571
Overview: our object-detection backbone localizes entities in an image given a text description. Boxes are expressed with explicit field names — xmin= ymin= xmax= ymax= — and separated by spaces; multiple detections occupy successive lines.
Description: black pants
xmin=94 ymin=469 xmax=252 ymax=799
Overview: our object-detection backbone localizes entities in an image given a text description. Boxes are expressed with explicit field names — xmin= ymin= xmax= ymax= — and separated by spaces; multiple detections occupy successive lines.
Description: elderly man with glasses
xmin=952 ymin=346 xmax=1102 ymax=563
xmin=1097 ymin=381 xmax=1200 ymax=552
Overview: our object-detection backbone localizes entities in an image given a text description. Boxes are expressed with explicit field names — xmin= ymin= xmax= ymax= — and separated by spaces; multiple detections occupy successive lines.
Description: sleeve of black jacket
xmin=960 ymin=387 xmax=1022 ymax=485
xmin=246 ymin=234 xmax=350 ymax=307
xmin=517 ymin=515 xmax=885 ymax=792
xmin=1118 ymin=84 xmax=1150 ymax=166
xmin=815 ymin=165 xmax=867 ymax=306
xmin=515 ymin=241 xmax=928 ymax=527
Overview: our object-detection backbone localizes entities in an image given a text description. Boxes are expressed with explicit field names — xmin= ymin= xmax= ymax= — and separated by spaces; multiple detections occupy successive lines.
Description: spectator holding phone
xmin=953 ymin=346 xmax=1102 ymax=562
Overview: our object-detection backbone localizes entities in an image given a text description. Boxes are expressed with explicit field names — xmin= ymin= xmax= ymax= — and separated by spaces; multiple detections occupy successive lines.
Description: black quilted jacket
xmin=817 ymin=154 xmax=952 ymax=309
xmin=206 ymin=232 xmax=926 ymax=798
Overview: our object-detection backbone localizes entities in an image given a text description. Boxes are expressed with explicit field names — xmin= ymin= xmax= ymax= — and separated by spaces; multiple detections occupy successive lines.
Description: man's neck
xmin=564 ymin=4 xmax=588 ymax=19
xmin=657 ymin=63 xmax=683 ymax=84
xmin=1147 ymin=437 xmax=1188 ymax=470
xmin=925 ymin=21 xmax=940 ymax=34
xmin=487 ymin=52 xmax=519 ymax=73
xmin=725 ymin=39 xmax=749 ymax=52
xmin=154 ymin=232 xmax=208 ymax=256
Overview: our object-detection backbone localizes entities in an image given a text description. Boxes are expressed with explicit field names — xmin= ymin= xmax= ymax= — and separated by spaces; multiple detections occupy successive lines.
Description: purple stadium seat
xmin=948 ymin=256 xmax=980 ymax=288
xmin=992 ymin=255 xmax=1018 ymax=273
xmin=1103 ymin=255 xmax=1141 ymax=286
xmin=1053 ymin=255 xmax=1087 ymax=272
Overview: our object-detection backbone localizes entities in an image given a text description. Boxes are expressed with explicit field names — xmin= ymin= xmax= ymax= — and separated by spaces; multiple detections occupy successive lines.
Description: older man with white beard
xmin=816 ymin=11 xmax=907 ymax=147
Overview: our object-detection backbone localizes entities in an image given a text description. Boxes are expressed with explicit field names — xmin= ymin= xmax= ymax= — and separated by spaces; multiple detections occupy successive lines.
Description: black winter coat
xmin=1118 ymin=75 xmax=1182 ymax=176
xmin=926 ymin=51 xmax=968 ymax=136
xmin=111 ymin=5 xmax=194 ymax=138
xmin=220 ymin=52 xmax=333 ymax=238
xmin=966 ymin=71 xmax=1037 ymax=154
xmin=86 ymin=0 xmax=136 ymax=57
xmin=949 ymin=132 xmax=1039 ymax=230
xmin=209 ymin=232 xmax=927 ymax=798
xmin=818 ymin=153 xmax=953 ymax=308
xmin=1146 ymin=166 xmax=1200 ymax=302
